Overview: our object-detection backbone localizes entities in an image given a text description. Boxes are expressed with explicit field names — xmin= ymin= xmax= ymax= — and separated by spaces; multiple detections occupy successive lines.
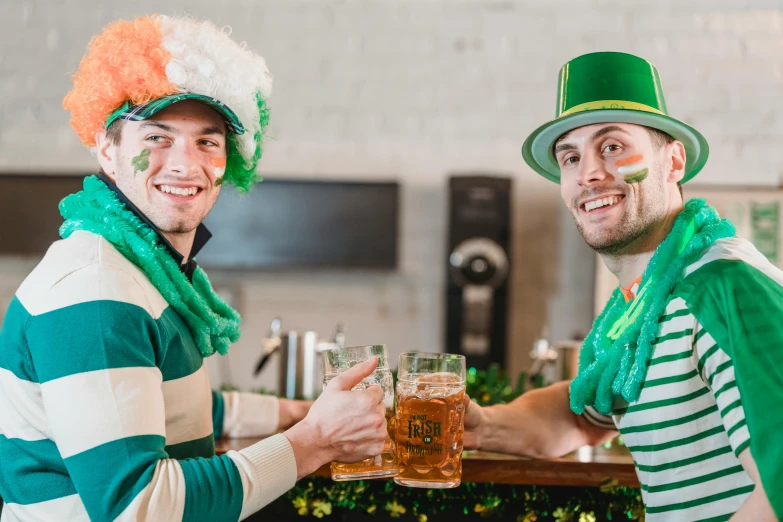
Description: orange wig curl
xmin=63 ymin=16 xmax=178 ymax=146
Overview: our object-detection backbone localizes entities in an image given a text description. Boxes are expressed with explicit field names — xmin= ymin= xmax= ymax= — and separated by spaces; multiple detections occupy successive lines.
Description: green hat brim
xmin=521 ymin=109 xmax=709 ymax=184
xmin=106 ymin=93 xmax=245 ymax=135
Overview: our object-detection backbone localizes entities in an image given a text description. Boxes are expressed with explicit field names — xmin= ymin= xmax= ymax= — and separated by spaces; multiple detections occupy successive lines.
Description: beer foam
xmin=398 ymin=373 xmax=465 ymax=400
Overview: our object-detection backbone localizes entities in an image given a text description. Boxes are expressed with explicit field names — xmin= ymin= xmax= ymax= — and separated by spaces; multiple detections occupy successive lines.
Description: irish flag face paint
xmin=615 ymin=154 xmax=648 ymax=184
xmin=210 ymin=156 xmax=227 ymax=186
xmin=210 ymin=157 xmax=226 ymax=177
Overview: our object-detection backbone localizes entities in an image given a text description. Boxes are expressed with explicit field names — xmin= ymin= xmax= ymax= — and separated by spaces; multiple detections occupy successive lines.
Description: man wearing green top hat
xmin=464 ymin=52 xmax=781 ymax=520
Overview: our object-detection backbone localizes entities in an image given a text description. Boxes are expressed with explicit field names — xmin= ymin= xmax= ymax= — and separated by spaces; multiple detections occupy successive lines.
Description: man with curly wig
xmin=0 ymin=15 xmax=389 ymax=522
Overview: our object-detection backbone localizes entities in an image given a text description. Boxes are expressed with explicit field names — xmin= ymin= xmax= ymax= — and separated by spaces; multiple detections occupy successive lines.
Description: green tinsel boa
xmin=58 ymin=175 xmax=241 ymax=357
xmin=570 ymin=199 xmax=736 ymax=416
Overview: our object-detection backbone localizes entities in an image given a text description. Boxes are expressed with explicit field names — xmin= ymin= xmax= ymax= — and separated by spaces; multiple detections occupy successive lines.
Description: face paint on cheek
xmin=210 ymin=157 xmax=227 ymax=187
xmin=615 ymin=154 xmax=648 ymax=184
xmin=623 ymin=168 xmax=649 ymax=184
xmin=131 ymin=149 xmax=151 ymax=176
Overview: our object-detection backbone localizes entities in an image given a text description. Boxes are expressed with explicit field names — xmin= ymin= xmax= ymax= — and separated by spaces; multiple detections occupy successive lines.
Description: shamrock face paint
xmin=131 ymin=149 xmax=151 ymax=176
xmin=210 ymin=156 xmax=227 ymax=186
xmin=615 ymin=154 xmax=648 ymax=184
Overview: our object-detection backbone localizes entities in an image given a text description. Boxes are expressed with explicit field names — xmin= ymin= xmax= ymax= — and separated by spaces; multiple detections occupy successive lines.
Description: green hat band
xmin=560 ymin=99 xmax=665 ymax=117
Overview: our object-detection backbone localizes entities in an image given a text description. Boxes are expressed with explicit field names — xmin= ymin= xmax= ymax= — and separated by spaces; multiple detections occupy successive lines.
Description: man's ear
xmin=667 ymin=140 xmax=686 ymax=184
xmin=95 ymin=131 xmax=118 ymax=183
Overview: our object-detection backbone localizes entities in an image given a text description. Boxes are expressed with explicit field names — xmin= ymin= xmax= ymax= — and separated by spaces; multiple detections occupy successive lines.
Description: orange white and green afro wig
xmin=63 ymin=15 xmax=273 ymax=192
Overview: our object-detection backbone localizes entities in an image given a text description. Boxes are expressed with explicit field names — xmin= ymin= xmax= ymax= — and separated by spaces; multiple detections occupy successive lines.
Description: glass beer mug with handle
xmin=394 ymin=352 xmax=466 ymax=488
xmin=322 ymin=344 xmax=399 ymax=481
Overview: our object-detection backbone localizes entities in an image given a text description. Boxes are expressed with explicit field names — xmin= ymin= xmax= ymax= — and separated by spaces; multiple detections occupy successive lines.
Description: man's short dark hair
xmin=644 ymin=126 xmax=675 ymax=149
xmin=645 ymin=126 xmax=682 ymax=196
xmin=105 ymin=119 xmax=125 ymax=146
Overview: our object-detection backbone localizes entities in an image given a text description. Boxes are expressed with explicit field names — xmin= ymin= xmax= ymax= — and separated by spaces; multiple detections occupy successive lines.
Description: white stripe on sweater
xmin=16 ymin=232 xmax=168 ymax=319
xmin=685 ymin=236 xmax=783 ymax=284
xmin=0 ymin=367 xmax=50 ymax=441
xmin=646 ymin=492 xmax=749 ymax=522
xmin=161 ymin=364 xmax=214 ymax=445
xmin=41 ymin=367 xmax=165 ymax=458
xmin=1 ymin=494 xmax=89 ymax=522
xmin=232 ymin=434 xmax=298 ymax=520
xmin=113 ymin=458 xmax=186 ymax=522
xmin=221 ymin=391 xmax=280 ymax=439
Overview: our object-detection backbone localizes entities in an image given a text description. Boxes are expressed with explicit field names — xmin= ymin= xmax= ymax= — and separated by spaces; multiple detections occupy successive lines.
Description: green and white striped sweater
xmin=0 ymin=230 xmax=297 ymax=521
xmin=583 ymin=236 xmax=783 ymax=521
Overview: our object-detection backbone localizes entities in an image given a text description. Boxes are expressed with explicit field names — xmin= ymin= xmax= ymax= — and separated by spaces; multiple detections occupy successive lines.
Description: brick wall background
xmin=2 ymin=0 xmax=781 ymax=391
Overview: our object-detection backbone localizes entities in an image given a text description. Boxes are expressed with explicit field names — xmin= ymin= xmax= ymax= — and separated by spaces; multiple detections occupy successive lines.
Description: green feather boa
xmin=58 ymin=175 xmax=241 ymax=357
xmin=570 ymin=199 xmax=736 ymax=415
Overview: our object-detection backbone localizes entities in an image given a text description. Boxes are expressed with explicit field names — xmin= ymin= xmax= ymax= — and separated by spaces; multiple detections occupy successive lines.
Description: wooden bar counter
xmin=216 ymin=438 xmax=639 ymax=488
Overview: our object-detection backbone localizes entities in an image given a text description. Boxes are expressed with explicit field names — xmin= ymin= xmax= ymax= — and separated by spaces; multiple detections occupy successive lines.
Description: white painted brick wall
xmin=1 ymin=0 xmax=782 ymax=391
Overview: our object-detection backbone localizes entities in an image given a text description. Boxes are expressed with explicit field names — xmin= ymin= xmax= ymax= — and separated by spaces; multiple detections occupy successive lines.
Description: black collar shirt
xmin=97 ymin=173 xmax=212 ymax=282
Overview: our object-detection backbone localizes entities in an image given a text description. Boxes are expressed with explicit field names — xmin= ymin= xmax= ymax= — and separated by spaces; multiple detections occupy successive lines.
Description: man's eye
xmin=604 ymin=144 xmax=621 ymax=153
xmin=199 ymin=140 xmax=219 ymax=147
xmin=564 ymin=156 xmax=579 ymax=165
xmin=146 ymin=135 xmax=165 ymax=142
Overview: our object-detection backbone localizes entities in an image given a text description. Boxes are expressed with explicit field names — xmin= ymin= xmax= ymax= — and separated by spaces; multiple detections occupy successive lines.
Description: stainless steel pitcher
xmin=254 ymin=318 xmax=345 ymax=400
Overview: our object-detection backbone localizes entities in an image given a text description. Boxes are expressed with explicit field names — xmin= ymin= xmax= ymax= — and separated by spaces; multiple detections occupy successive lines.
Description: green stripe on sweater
xmin=181 ymin=453 xmax=244 ymax=522
xmin=211 ymin=390 xmax=225 ymax=439
xmin=26 ymin=300 xmax=160 ymax=384
xmin=0 ymin=297 xmax=38 ymax=382
xmin=64 ymin=434 xmax=165 ymax=521
xmin=25 ymin=301 xmax=203 ymax=384
xmin=645 ymin=484 xmax=755 ymax=513
xmin=0 ymin=435 xmax=75 ymax=504
xmin=166 ymin=434 xmax=216 ymax=460
xmin=157 ymin=307 xmax=207 ymax=381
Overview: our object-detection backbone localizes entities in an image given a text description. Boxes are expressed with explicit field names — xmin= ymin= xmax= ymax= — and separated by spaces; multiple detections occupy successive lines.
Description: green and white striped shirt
xmin=0 ymin=231 xmax=297 ymax=521
xmin=584 ymin=236 xmax=783 ymax=521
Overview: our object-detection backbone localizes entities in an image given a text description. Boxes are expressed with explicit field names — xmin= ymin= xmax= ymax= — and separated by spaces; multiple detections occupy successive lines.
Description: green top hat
xmin=522 ymin=52 xmax=708 ymax=184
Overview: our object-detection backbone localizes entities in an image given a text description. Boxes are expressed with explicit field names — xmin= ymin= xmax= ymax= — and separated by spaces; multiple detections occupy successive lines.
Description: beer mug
xmin=322 ymin=344 xmax=398 ymax=481
xmin=394 ymin=352 xmax=466 ymax=489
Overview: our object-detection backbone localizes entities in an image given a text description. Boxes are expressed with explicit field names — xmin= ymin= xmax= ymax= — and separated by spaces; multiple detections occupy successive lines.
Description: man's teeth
xmin=585 ymin=196 xmax=621 ymax=212
xmin=158 ymin=185 xmax=198 ymax=196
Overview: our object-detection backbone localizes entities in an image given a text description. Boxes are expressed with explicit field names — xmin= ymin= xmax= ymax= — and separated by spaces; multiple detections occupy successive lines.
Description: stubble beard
xmin=114 ymin=164 xmax=203 ymax=236
xmin=570 ymin=169 xmax=667 ymax=256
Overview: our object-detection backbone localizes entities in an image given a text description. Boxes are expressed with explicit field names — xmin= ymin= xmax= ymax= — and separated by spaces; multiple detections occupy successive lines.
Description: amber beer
xmin=330 ymin=409 xmax=398 ymax=480
xmin=394 ymin=353 xmax=466 ymax=488
xmin=323 ymin=345 xmax=399 ymax=481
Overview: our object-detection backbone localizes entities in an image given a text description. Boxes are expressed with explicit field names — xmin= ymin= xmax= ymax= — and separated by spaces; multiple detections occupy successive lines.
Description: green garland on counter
xmin=282 ymin=477 xmax=644 ymax=522
xmin=231 ymin=365 xmax=640 ymax=520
